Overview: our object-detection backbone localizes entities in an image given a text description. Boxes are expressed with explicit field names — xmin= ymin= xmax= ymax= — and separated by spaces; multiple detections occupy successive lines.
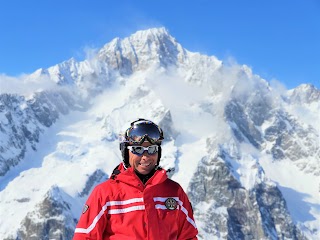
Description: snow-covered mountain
xmin=0 ymin=27 xmax=319 ymax=240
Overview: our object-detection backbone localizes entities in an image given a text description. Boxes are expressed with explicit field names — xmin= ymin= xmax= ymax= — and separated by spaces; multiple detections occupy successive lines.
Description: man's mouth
xmin=139 ymin=163 xmax=151 ymax=167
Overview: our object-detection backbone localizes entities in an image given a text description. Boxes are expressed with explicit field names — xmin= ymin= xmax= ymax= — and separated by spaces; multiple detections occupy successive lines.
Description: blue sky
xmin=1 ymin=0 xmax=319 ymax=89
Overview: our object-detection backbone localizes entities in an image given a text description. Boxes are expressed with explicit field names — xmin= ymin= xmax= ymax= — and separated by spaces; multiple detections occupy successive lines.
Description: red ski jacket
xmin=73 ymin=163 xmax=198 ymax=240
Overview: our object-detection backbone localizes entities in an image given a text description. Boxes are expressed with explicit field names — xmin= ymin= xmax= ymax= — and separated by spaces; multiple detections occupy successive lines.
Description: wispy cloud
xmin=0 ymin=73 xmax=57 ymax=96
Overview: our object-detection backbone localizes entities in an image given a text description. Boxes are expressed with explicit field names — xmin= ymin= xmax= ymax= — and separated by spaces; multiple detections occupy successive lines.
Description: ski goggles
xmin=127 ymin=145 xmax=159 ymax=156
xmin=125 ymin=119 xmax=164 ymax=145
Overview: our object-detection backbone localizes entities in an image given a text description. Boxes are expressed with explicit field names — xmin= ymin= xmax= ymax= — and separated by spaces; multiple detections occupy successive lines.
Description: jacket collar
xmin=112 ymin=163 xmax=168 ymax=187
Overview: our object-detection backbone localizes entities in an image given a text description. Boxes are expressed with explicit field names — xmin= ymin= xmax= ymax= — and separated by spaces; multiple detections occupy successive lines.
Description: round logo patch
xmin=165 ymin=198 xmax=178 ymax=210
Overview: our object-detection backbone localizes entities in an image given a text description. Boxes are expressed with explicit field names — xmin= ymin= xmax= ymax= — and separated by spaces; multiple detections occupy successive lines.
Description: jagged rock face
xmin=265 ymin=112 xmax=319 ymax=162
xmin=12 ymin=187 xmax=76 ymax=240
xmin=79 ymin=169 xmax=108 ymax=197
xmin=97 ymin=28 xmax=186 ymax=75
xmin=158 ymin=110 xmax=178 ymax=141
xmin=267 ymin=112 xmax=318 ymax=175
xmin=224 ymin=87 xmax=320 ymax=176
xmin=253 ymin=184 xmax=307 ymax=240
xmin=224 ymin=83 xmax=275 ymax=149
xmin=0 ymin=94 xmax=42 ymax=176
xmin=225 ymin=100 xmax=263 ymax=148
xmin=288 ymin=84 xmax=320 ymax=104
xmin=188 ymin=149 xmax=306 ymax=240
xmin=0 ymin=90 xmax=85 ymax=176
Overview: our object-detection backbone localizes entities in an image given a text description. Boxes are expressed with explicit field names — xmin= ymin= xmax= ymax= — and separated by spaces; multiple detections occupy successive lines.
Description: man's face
xmin=128 ymin=142 xmax=158 ymax=175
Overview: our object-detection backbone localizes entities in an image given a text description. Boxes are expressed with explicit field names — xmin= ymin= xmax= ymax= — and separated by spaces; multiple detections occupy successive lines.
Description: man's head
xmin=119 ymin=119 xmax=164 ymax=172
xmin=127 ymin=142 xmax=159 ymax=174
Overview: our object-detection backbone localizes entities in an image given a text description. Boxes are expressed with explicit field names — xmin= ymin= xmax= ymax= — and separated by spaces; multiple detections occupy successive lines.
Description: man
xmin=73 ymin=118 xmax=198 ymax=239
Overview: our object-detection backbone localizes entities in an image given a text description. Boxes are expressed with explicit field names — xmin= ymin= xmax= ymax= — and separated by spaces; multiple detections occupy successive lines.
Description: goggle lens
xmin=127 ymin=145 xmax=159 ymax=155
xmin=126 ymin=121 xmax=163 ymax=144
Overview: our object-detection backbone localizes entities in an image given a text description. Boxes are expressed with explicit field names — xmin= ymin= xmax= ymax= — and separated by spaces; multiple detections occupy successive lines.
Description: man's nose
xmin=142 ymin=150 xmax=149 ymax=156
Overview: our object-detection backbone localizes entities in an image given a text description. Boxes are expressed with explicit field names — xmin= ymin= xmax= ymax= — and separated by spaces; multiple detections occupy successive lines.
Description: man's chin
xmin=135 ymin=166 xmax=153 ymax=175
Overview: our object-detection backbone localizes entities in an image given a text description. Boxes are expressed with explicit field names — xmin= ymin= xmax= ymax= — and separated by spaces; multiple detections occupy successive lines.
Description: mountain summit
xmin=0 ymin=28 xmax=319 ymax=239
xmin=97 ymin=27 xmax=188 ymax=73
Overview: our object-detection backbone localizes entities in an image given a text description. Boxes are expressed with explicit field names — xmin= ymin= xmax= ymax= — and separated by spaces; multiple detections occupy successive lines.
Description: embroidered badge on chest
xmin=165 ymin=198 xmax=178 ymax=210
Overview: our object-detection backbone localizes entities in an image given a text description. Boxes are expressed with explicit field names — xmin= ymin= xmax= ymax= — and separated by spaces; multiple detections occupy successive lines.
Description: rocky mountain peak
xmin=288 ymin=83 xmax=320 ymax=104
xmin=97 ymin=27 xmax=186 ymax=74
xmin=16 ymin=186 xmax=76 ymax=240
xmin=127 ymin=27 xmax=172 ymax=41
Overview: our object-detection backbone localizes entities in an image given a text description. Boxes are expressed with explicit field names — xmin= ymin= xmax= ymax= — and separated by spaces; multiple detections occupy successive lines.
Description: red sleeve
xmin=177 ymin=188 xmax=198 ymax=240
xmin=73 ymin=185 xmax=107 ymax=240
